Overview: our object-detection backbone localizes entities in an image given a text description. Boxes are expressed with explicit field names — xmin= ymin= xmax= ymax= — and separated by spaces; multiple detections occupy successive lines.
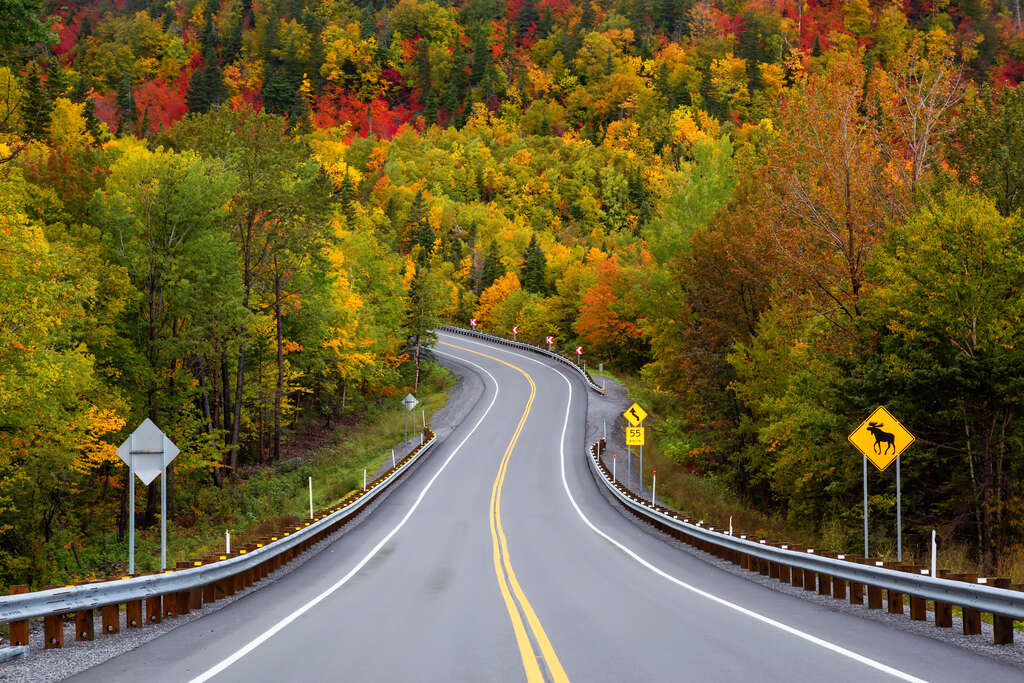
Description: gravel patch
xmin=0 ymin=362 xmax=483 ymax=682
xmin=583 ymin=376 xmax=1024 ymax=671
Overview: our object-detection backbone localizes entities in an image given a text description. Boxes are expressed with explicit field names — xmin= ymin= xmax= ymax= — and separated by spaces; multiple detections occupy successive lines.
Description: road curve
xmin=69 ymin=331 xmax=1023 ymax=682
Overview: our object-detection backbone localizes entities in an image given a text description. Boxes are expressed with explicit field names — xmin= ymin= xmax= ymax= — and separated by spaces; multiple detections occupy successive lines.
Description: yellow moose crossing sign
xmin=848 ymin=406 xmax=915 ymax=471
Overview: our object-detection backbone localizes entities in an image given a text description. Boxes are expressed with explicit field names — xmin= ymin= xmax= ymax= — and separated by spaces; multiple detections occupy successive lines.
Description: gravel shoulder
xmin=0 ymin=360 xmax=483 ymax=683
xmin=583 ymin=375 xmax=1024 ymax=670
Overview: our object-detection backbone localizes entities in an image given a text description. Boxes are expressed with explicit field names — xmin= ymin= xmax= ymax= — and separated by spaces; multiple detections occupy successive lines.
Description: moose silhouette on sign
xmin=865 ymin=422 xmax=896 ymax=455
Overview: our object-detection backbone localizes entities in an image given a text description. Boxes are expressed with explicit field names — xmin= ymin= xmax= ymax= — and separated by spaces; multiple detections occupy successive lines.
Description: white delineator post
xmin=652 ymin=470 xmax=657 ymax=506
xmin=308 ymin=476 xmax=313 ymax=519
xmin=729 ymin=515 xmax=733 ymax=536
xmin=363 ymin=469 xmax=367 ymax=492
xmin=225 ymin=530 xmax=230 ymax=554
xmin=391 ymin=448 xmax=396 ymax=469
xmin=612 ymin=455 xmax=616 ymax=483
xmin=931 ymin=529 xmax=937 ymax=577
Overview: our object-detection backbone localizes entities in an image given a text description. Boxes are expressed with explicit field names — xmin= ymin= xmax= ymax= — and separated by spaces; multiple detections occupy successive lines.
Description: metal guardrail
xmin=586 ymin=439 xmax=1024 ymax=644
xmin=0 ymin=430 xmax=439 ymax=648
xmin=437 ymin=325 xmax=606 ymax=394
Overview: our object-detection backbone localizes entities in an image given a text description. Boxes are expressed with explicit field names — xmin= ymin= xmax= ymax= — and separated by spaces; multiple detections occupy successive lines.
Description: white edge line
xmin=190 ymin=351 xmax=502 ymax=683
xmin=444 ymin=332 xmax=927 ymax=683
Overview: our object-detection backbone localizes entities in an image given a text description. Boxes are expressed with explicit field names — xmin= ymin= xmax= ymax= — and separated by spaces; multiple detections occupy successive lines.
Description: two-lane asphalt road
xmin=71 ymin=331 xmax=1023 ymax=682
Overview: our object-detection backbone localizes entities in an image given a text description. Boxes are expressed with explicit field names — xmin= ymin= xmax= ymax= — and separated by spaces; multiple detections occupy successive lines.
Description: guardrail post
xmin=906 ymin=567 xmax=927 ymax=621
xmin=43 ymin=613 xmax=64 ymax=648
xmin=126 ymin=599 xmax=142 ymax=628
xmin=101 ymin=604 xmax=120 ymax=634
xmin=146 ymin=595 xmax=161 ymax=623
xmin=176 ymin=589 xmax=191 ymax=616
xmin=802 ymin=554 xmax=817 ymax=592
xmin=9 ymin=585 xmax=30 ymax=646
xmin=867 ymin=582 xmax=883 ymax=609
xmin=163 ymin=592 xmax=177 ymax=620
xmin=886 ymin=565 xmax=905 ymax=614
xmin=992 ymin=578 xmax=1015 ymax=644
xmin=76 ymin=608 xmax=95 ymax=641
xmin=832 ymin=556 xmax=849 ymax=600
xmin=932 ymin=570 xmax=953 ymax=627
xmin=958 ymin=574 xmax=981 ymax=635
xmin=817 ymin=570 xmax=832 ymax=596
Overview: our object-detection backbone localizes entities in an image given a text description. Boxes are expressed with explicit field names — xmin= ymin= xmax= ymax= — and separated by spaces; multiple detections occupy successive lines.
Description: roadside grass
xmin=61 ymin=364 xmax=454 ymax=583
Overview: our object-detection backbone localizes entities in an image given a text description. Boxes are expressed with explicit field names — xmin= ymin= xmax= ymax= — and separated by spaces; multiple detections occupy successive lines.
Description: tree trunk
xmin=413 ymin=336 xmax=421 ymax=392
xmin=274 ymin=268 xmax=284 ymax=461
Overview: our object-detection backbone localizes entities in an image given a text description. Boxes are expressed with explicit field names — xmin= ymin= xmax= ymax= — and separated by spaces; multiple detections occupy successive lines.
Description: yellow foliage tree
xmin=474 ymin=272 xmax=521 ymax=330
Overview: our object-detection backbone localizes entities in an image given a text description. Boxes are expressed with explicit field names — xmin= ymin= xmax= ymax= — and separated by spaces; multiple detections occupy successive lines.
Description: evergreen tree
xmin=21 ymin=63 xmax=51 ymax=140
xmin=186 ymin=9 xmax=226 ymax=113
xmin=403 ymin=264 xmax=439 ymax=392
xmin=538 ymin=7 xmax=554 ymax=37
xmin=416 ymin=41 xmax=436 ymax=123
xmin=44 ymin=57 xmax=67 ymax=101
xmin=516 ymin=0 xmax=539 ymax=39
xmin=406 ymin=190 xmax=434 ymax=260
xmin=116 ymin=74 xmax=135 ymax=134
xmin=520 ymin=233 xmax=546 ymax=293
xmin=82 ymin=97 xmax=104 ymax=144
xmin=482 ymin=240 xmax=504 ymax=289
xmin=469 ymin=25 xmax=489 ymax=87
xmin=338 ymin=169 xmax=356 ymax=223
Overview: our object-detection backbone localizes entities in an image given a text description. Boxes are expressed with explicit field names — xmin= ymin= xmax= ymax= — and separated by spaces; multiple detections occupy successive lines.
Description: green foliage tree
xmin=520 ymin=232 xmax=547 ymax=293
xmin=20 ymin=62 xmax=51 ymax=140
xmin=951 ymin=85 xmax=1024 ymax=217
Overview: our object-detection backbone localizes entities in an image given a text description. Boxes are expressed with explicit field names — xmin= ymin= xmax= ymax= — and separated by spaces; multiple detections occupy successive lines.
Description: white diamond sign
xmin=402 ymin=393 xmax=419 ymax=411
xmin=117 ymin=418 xmax=180 ymax=485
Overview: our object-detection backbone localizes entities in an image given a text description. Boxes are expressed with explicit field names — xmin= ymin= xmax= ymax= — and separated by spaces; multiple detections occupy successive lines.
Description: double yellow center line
xmin=441 ymin=341 xmax=569 ymax=683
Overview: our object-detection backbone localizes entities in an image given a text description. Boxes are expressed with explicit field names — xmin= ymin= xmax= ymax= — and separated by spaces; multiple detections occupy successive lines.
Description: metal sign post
xmin=897 ymin=455 xmax=902 ymax=562
xmin=160 ymin=435 xmax=167 ymax=570
xmin=129 ymin=435 xmax=135 ymax=575
xmin=863 ymin=455 xmax=869 ymax=558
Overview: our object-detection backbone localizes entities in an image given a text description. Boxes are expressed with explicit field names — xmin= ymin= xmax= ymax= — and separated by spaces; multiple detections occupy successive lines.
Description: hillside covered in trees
xmin=3 ymin=0 xmax=1024 ymax=586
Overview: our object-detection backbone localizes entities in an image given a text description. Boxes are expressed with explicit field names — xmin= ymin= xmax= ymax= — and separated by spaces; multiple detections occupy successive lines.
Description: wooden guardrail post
xmin=101 ymin=604 xmax=120 ymax=634
xmin=958 ymin=574 xmax=982 ymax=635
xmin=866 ymin=561 xmax=883 ymax=609
xmin=9 ymin=585 xmax=30 ymax=646
xmin=832 ymin=555 xmax=851 ymax=600
xmin=162 ymin=591 xmax=177 ymax=620
xmin=932 ymin=569 xmax=954 ymax=627
xmin=789 ymin=546 xmax=804 ymax=588
xmin=907 ymin=567 xmax=927 ymax=621
xmin=76 ymin=608 xmax=95 ymax=641
xmin=145 ymin=595 xmax=161 ymax=623
xmin=817 ymin=556 xmax=832 ymax=596
xmin=43 ymin=613 xmax=64 ymax=648
xmin=776 ymin=545 xmax=791 ymax=583
xmin=802 ymin=552 xmax=817 ymax=592
xmin=992 ymin=579 xmax=1017 ymax=645
xmin=886 ymin=564 xmax=905 ymax=615
xmin=126 ymin=598 xmax=143 ymax=628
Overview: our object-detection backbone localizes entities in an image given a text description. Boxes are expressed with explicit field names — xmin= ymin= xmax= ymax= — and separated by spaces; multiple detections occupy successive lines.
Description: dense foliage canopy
xmin=3 ymin=0 xmax=1024 ymax=584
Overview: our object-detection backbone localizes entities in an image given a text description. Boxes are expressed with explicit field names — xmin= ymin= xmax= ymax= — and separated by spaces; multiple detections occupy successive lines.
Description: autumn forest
xmin=3 ymin=0 xmax=1024 ymax=588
